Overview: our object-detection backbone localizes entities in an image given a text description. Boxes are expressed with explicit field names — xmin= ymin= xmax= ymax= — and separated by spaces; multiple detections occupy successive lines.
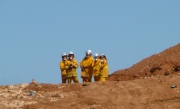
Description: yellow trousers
xmin=100 ymin=77 xmax=108 ymax=82
xmin=67 ymin=77 xmax=79 ymax=83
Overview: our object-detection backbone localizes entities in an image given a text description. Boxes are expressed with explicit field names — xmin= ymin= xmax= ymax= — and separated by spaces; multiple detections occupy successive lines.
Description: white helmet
xmin=86 ymin=50 xmax=92 ymax=56
xmin=69 ymin=51 xmax=74 ymax=55
xmin=68 ymin=51 xmax=74 ymax=60
xmin=100 ymin=53 xmax=107 ymax=60
xmin=62 ymin=53 xmax=67 ymax=57
xmin=94 ymin=53 xmax=99 ymax=58
xmin=62 ymin=53 xmax=67 ymax=61
xmin=99 ymin=54 xmax=104 ymax=57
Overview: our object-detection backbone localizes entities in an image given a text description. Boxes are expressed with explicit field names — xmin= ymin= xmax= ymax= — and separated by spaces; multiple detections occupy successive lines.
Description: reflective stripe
xmin=103 ymin=67 xmax=108 ymax=69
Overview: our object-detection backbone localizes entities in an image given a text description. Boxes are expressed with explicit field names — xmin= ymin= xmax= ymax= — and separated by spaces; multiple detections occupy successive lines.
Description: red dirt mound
xmin=108 ymin=43 xmax=180 ymax=81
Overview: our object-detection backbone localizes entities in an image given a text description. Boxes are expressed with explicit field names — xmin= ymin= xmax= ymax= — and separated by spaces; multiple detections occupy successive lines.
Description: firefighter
xmin=99 ymin=54 xmax=109 ymax=82
xmin=80 ymin=50 xmax=93 ymax=82
xmin=59 ymin=53 xmax=68 ymax=83
xmin=92 ymin=53 xmax=101 ymax=81
xmin=66 ymin=51 xmax=79 ymax=83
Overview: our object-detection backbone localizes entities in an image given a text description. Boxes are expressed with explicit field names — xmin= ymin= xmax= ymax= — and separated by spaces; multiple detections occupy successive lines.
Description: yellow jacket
xmin=92 ymin=58 xmax=101 ymax=76
xmin=100 ymin=59 xmax=109 ymax=77
xmin=59 ymin=60 xmax=69 ymax=76
xmin=66 ymin=59 xmax=79 ymax=77
xmin=80 ymin=56 xmax=93 ymax=77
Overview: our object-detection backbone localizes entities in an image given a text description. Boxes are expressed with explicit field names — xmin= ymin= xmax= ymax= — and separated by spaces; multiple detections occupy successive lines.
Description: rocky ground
xmin=0 ymin=43 xmax=180 ymax=109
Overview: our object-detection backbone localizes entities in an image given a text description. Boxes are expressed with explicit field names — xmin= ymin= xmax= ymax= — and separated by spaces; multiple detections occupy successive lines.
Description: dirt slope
xmin=108 ymin=43 xmax=180 ymax=81
xmin=0 ymin=43 xmax=180 ymax=109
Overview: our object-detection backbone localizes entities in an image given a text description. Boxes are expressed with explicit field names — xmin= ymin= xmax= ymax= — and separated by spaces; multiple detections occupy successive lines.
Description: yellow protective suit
xmin=80 ymin=56 xmax=93 ymax=82
xmin=92 ymin=58 xmax=101 ymax=81
xmin=59 ymin=60 xmax=69 ymax=83
xmin=99 ymin=58 xmax=109 ymax=82
xmin=66 ymin=59 xmax=79 ymax=83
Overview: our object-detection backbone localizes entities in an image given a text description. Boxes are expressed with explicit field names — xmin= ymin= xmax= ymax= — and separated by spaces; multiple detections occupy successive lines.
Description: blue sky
xmin=0 ymin=1 xmax=180 ymax=85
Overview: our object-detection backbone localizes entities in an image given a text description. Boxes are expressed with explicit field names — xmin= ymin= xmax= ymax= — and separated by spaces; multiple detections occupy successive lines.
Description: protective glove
xmin=100 ymin=60 xmax=104 ymax=63
xmin=69 ymin=64 xmax=73 ymax=68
